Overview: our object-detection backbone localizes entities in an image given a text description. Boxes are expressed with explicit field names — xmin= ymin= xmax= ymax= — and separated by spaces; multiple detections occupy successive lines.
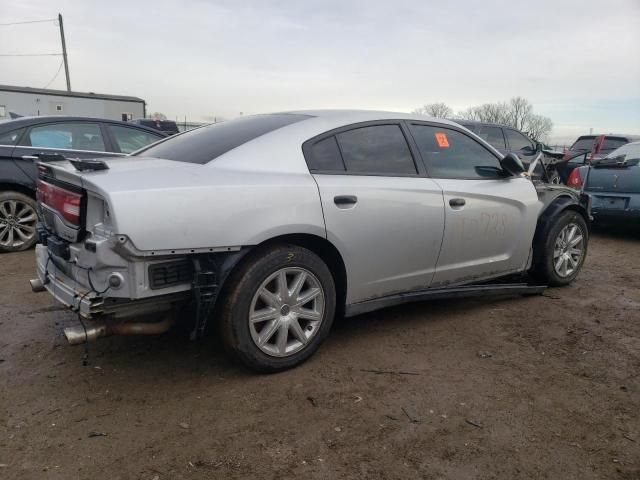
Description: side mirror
xmin=500 ymin=153 xmax=525 ymax=176
xmin=535 ymin=142 xmax=543 ymax=153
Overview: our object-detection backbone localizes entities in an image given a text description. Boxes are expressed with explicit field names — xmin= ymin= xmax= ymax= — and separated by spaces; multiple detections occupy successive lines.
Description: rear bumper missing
xmin=34 ymin=244 xmax=188 ymax=319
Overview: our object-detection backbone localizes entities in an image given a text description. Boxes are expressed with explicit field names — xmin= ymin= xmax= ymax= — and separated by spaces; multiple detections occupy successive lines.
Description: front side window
xmin=27 ymin=123 xmax=106 ymax=151
xmin=479 ymin=126 xmax=506 ymax=150
xmin=109 ymin=125 xmax=163 ymax=154
xmin=505 ymin=129 xmax=533 ymax=152
xmin=410 ymin=124 xmax=503 ymax=179
xmin=335 ymin=124 xmax=417 ymax=175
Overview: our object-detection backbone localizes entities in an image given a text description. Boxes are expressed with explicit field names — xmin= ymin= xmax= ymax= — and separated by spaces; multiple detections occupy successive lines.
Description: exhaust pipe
xmin=29 ymin=278 xmax=47 ymax=293
xmin=64 ymin=313 xmax=176 ymax=345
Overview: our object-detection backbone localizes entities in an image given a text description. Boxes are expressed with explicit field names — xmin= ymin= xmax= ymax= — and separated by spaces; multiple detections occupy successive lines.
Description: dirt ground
xmin=1 ymin=227 xmax=639 ymax=480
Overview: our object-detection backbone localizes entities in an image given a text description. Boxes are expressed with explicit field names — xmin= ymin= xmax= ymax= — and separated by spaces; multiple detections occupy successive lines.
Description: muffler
xmin=29 ymin=278 xmax=47 ymax=293
xmin=63 ymin=313 xmax=176 ymax=345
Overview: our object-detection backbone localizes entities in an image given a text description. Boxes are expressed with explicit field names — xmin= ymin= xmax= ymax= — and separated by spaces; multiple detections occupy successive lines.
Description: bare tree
xmin=150 ymin=112 xmax=167 ymax=120
xmin=412 ymin=102 xmax=453 ymax=118
xmin=523 ymin=113 xmax=553 ymax=141
xmin=508 ymin=96 xmax=533 ymax=131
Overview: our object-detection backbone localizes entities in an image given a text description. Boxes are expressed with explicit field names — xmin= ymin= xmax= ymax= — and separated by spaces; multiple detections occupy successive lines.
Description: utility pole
xmin=58 ymin=13 xmax=71 ymax=91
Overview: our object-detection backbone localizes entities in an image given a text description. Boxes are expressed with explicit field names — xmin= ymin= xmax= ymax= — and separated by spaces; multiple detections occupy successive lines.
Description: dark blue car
xmin=576 ymin=141 xmax=640 ymax=223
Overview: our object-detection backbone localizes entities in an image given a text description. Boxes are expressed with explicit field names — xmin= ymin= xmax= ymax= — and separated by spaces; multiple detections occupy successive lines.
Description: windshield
xmin=134 ymin=113 xmax=312 ymax=164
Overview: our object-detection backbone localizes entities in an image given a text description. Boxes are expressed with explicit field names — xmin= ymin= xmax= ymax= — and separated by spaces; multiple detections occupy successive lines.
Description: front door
xmin=304 ymin=122 xmax=446 ymax=304
xmin=408 ymin=122 xmax=541 ymax=287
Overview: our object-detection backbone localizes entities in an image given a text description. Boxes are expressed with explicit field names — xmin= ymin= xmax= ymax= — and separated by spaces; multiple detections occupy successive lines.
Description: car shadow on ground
xmin=51 ymin=293 xmax=520 ymax=382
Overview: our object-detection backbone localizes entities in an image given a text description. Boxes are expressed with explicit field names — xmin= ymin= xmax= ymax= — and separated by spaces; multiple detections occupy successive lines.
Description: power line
xmin=0 ymin=18 xmax=57 ymax=27
xmin=0 ymin=53 xmax=62 ymax=57
xmin=43 ymin=59 xmax=64 ymax=89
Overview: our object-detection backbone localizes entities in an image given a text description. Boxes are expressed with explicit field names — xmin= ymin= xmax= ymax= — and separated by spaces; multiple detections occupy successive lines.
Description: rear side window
xmin=335 ymin=125 xmax=417 ymax=175
xmin=27 ymin=123 xmax=105 ymax=152
xmin=135 ymin=114 xmax=311 ymax=164
xmin=479 ymin=126 xmax=506 ymax=150
xmin=308 ymin=136 xmax=345 ymax=171
xmin=0 ymin=128 xmax=24 ymax=146
xmin=409 ymin=124 xmax=503 ymax=179
xmin=109 ymin=125 xmax=163 ymax=154
xmin=505 ymin=129 xmax=533 ymax=152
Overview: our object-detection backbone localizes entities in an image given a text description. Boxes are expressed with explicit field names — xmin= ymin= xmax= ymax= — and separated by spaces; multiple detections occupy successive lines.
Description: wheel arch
xmin=0 ymin=181 xmax=36 ymax=199
xmin=209 ymin=233 xmax=348 ymax=334
xmin=250 ymin=233 xmax=347 ymax=317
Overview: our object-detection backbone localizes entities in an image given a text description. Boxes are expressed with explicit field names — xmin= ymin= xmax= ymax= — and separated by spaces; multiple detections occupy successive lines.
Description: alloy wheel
xmin=249 ymin=267 xmax=325 ymax=357
xmin=553 ymin=223 xmax=584 ymax=278
xmin=0 ymin=199 xmax=38 ymax=249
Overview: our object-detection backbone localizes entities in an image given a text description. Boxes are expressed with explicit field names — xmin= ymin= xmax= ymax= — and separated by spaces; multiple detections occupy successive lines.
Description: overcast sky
xmin=1 ymin=0 xmax=638 ymax=142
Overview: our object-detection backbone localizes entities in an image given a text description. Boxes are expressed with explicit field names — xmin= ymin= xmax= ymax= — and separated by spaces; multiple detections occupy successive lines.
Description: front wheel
xmin=531 ymin=210 xmax=588 ymax=286
xmin=220 ymin=245 xmax=336 ymax=372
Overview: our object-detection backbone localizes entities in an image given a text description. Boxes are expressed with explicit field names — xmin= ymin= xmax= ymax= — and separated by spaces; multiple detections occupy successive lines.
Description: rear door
xmin=305 ymin=122 xmax=445 ymax=304
xmin=408 ymin=122 xmax=541 ymax=286
xmin=11 ymin=121 xmax=122 ymax=183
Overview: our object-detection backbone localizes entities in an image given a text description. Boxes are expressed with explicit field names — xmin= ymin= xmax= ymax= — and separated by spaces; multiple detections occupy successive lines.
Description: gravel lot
xmin=1 ymin=227 xmax=639 ymax=480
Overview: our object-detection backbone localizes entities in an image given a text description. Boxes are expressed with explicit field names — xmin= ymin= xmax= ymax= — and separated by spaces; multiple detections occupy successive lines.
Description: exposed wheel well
xmin=0 ymin=182 xmax=36 ymax=199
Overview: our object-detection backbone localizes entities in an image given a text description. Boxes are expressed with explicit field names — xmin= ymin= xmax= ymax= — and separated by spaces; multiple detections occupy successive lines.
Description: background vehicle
xmin=0 ymin=116 xmax=166 ymax=252
xmin=130 ymin=118 xmax=180 ymax=135
xmin=557 ymin=134 xmax=640 ymax=184
xmin=31 ymin=110 xmax=590 ymax=372
xmin=455 ymin=120 xmax=561 ymax=183
xmin=571 ymin=141 xmax=640 ymax=223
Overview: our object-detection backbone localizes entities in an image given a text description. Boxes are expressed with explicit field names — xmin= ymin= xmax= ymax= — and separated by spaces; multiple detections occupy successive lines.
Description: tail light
xmin=36 ymin=180 xmax=82 ymax=226
xmin=567 ymin=168 xmax=583 ymax=189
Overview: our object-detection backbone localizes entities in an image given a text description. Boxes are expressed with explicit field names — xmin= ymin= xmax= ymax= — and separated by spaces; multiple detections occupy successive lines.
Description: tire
xmin=0 ymin=191 xmax=39 ymax=253
xmin=547 ymin=169 xmax=562 ymax=185
xmin=220 ymin=244 xmax=336 ymax=372
xmin=531 ymin=210 xmax=588 ymax=287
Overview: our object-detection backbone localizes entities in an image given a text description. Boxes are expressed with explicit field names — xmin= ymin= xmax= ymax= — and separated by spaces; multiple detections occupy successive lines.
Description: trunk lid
xmin=585 ymin=160 xmax=640 ymax=194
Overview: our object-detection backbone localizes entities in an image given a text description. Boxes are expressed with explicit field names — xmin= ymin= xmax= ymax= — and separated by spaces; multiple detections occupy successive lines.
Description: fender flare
xmin=531 ymin=194 xmax=591 ymax=268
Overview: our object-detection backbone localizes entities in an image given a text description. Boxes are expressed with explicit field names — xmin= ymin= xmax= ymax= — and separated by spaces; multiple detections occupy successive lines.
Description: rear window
xmin=570 ymin=136 xmax=595 ymax=151
xmin=135 ymin=114 xmax=312 ymax=164
xmin=601 ymin=137 xmax=627 ymax=151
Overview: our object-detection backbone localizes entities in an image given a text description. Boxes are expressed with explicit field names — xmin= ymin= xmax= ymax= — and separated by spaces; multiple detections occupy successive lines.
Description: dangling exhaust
xmin=63 ymin=312 xmax=176 ymax=345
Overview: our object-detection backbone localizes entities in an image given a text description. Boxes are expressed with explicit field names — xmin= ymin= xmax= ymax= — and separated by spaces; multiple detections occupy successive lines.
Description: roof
xmin=0 ymin=115 xmax=167 ymax=136
xmin=0 ymin=84 xmax=145 ymax=103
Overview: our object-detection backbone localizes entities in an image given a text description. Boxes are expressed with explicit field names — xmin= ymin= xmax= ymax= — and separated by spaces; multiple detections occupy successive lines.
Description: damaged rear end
xmin=31 ymin=159 xmax=217 ymax=345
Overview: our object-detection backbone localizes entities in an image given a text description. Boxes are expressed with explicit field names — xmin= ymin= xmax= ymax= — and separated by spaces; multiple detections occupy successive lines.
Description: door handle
xmin=21 ymin=155 xmax=40 ymax=161
xmin=334 ymin=195 xmax=358 ymax=207
xmin=449 ymin=198 xmax=466 ymax=207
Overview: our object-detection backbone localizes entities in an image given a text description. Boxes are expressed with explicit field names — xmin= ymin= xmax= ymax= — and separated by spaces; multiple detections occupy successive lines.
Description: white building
xmin=0 ymin=84 xmax=146 ymax=121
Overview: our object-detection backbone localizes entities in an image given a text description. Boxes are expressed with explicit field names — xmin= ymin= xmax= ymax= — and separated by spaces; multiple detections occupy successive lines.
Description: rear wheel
xmin=220 ymin=245 xmax=336 ymax=372
xmin=531 ymin=210 xmax=588 ymax=286
xmin=0 ymin=191 xmax=38 ymax=253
